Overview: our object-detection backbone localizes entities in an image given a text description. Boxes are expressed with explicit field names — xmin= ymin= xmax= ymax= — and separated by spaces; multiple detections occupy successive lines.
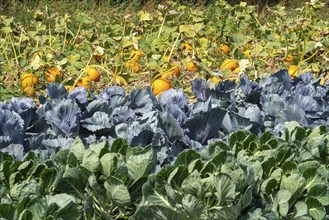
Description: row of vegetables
xmin=21 ymin=66 xmax=101 ymax=96
xmin=0 ymin=122 xmax=328 ymax=219
xmin=1 ymin=0 xmax=328 ymax=99
xmin=2 ymin=70 xmax=329 ymax=159
xmin=1 ymin=1 xmax=329 ymax=218
xmin=1 ymin=70 xmax=329 ymax=219
xmin=18 ymin=49 xmax=243 ymax=97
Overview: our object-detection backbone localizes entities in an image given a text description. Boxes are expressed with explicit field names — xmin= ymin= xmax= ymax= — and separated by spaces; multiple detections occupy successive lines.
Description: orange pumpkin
xmin=220 ymin=59 xmax=239 ymax=71
xmin=84 ymin=67 xmax=100 ymax=82
xmin=187 ymin=62 xmax=197 ymax=72
xmin=160 ymin=64 xmax=180 ymax=80
xmin=21 ymin=73 xmax=39 ymax=88
xmin=215 ymin=44 xmax=230 ymax=55
xmin=151 ymin=79 xmax=171 ymax=96
xmin=23 ymin=86 xmax=35 ymax=97
xmin=285 ymin=55 xmax=294 ymax=64
xmin=211 ymin=76 xmax=222 ymax=84
xmin=46 ymin=67 xmax=62 ymax=83
xmin=182 ymin=42 xmax=193 ymax=52
xmin=65 ymin=85 xmax=74 ymax=93
xmin=77 ymin=76 xmax=91 ymax=89
xmin=233 ymin=67 xmax=241 ymax=74
xmin=288 ymin=65 xmax=299 ymax=77
xmin=172 ymin=64 xmax=180 ymax=77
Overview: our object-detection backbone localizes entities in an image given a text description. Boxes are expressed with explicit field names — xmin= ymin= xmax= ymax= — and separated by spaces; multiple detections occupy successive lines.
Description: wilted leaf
xmin=138 ymin=11 xmax=152 ymax=21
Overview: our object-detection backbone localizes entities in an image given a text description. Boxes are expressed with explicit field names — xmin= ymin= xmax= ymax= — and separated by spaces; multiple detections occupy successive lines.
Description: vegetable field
xmin=1 ymin=0 xmax=329 ymax=219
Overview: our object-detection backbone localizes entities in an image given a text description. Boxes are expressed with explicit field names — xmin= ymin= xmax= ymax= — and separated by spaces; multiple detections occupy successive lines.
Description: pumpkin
xmin=243 ymin=50 xmax=251 ymax=57
xmin=211 ymin=76 xmax=221 ymax=84
xmin=182 ymin=42 xmax=193 ymax=52
xmin=23 ymin=86 xmax=35 ymax=97
xmin=233 ymin=67 xmax=241 ymax=74
xmin=46 ymin=67 xmax=62 ymax=83
xmin=77 ymin=76 xmax=91 ymax=89
xmin=160 ymin=64 xmax=180 ymax=80
xmin=151 ymin=79 xmax=171 ymax=96
xmin=187 ymin=62 xmax=197 ymax=72
xmin=21 ymin=73 xmax=39 ymax=88
xmin=172 ymin=64 xmax=180 ymax=77
xmin=285 ymin=55 xmax=294 ymax=64
xmin=84 ymin=67 xmax=100 ymax=82
xmin=65 ymin=85 xmax=74 ymax=93
xmin=163 ymin=55 xmax=170 ymax=63
xmin=215 ymin=44 xmax=230 ymax=55
xmin=220 ymin=59 xmax=238 ymax=71
xmin=288 ymin=65 xmax=299 ymax=77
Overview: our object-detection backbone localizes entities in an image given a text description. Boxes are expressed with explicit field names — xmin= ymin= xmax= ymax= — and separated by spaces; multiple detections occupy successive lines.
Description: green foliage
xmin=1 ymin=124 xmax=329 ymax=219
xmin=132 ymin=124 xmax=329 ymax=219
xmin=1 ymin=0 xmax=328 ymax=99
xmin=0 ymin=138 xmax=157 ymax=219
